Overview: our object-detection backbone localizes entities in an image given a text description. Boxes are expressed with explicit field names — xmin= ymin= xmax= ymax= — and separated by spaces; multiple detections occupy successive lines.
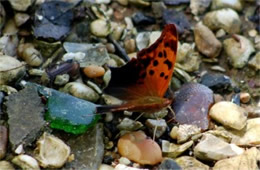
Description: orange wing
xmin=105 ymin=24 xmax=178 ymax=101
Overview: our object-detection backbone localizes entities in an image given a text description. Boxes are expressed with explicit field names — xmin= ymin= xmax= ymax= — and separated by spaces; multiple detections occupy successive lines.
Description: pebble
xmin=124 ymin=39 xmax=136 ymax=54
xmin=61 ymin=82 xmax=100 ymax=102
xmin=14 ymin=13 xmax=29 ymax=27
xmin=203 ymin=8 xmax=241 ymax=33
xmin=17 ymin=43 xmax=43 ymax=67
xmin=190 ymin=0 xmax=211 ymax=15
xmin=158 ymin=158 xmax=181 ymax=170
xmin=223 ymin=35 xmax=255 ymax=68
xmin=119 ymin=157 xmax=131 ymax=165
xmin=145 ymin=119 xmax=167 ymax=138
xmin=0 ymin=161 xmax=15 ymax=170
xmin=35 ymin=132 xmax=71 ymax=168
xmin=248 ymin=52 xmax=260 ymax=70
xmin=83 ymin=65 xmax=105 ymax=78
xmin=213 ymin=147 xmax=260 ymax=170
xmin=170 ymin=124 xmax=201 ymax=143
xmin=90 ymin=19 xmax=111 ymax=37
xmin=132 ymin=12 xmax=156 ymax=26
xmin=210 ymin=65 xmax=226 ymax=72
xmin=117 ymin=131 xmax=162 ymax=165
xmin=115 ymin=164 xmax=147 ymax=170
xmin=12 ymin=155 xmax=40 ymax=170
xmin=111 ymin=23 xmax=125 ymax=41
xmin=62 ymin=52 xmax=86 ymax=63
xmin=209 ymin=101 xmax=247 ymax=130
xmin=128 ymin=0 xmax=150 ymax=7
xmin=0 ymin=126 xmax=7 ymax=159
xmin=211 ymin=0 xmax=243 ymax=11
xmin=117 ymin=118 xmax=143 ymax=131
xmin=54 ymin=74 xmax=70 ymax=86
xmin=175 ymin=156 xmax=209 ymax=170
xmin=0 ymin=55 xmax=26 ymax=85
xmin=151 ymin=2 xmax=166 ymax=18
xmin=149 ymin=31 xmax=161 ymax=46
xmin=8 ymin=0 xmax=33 ymax=11
xmin=231 ymin=118 xmax=260 ymax=146
xmin=99 ymin=164 xmax=115 ymax=170
xmin=0 ymin=3 xmax=5 ymax=31
xmin=162 ymin=140 xmax=193 ymax=158
xmin=215 ymin=28 xmax=226 ymax=38
xmin=194 ymin=22 xmax=222 ymax=58
xmin=194 ymin=134 xmax=244 ymax=161
xmin=96 ymin=0 xmax=111 ymax=4
xmin=116 ymin=0 xmax=128 ymax=6
xmin=14 ymin=144 xmax=24 ymax=154
xmin=240 ymin=92 xmax=251 ymax=103
xmin=248 ymin=29 xmax=258 ymax=37
xmin=106 ymin=43 xmax=116 ymax=53
xmin=136 ymin=32 xmax=150 ymax=51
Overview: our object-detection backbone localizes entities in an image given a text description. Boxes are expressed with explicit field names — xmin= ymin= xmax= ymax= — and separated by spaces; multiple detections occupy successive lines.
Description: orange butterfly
xmin=97 ymin=24 xmax=178 ymax=112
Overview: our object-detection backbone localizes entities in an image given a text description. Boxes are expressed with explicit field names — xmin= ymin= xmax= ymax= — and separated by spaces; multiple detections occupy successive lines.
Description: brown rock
xmin=83 ymin=65 xmax=105 ymax=78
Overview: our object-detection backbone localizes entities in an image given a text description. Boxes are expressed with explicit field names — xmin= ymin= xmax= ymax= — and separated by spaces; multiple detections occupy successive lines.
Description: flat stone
xmin=162 ymin=140 xmax=193 ymax=158
xmin=6 ymin=86 xmax=45 ymax=150
xmin=213 ymin=147 xmax=260 ymax=170
xmin=194 ymin=134 xmax=244 ymax=161
xmin=64 ymin=123 xmax=104 ymax=169
xmin=209 ymin=101 xmax=247 ymax=130
xmin=232 ymin=118 xmax=260 ymax=146
xmin=175 ymin=156 xmax=209 ymax=170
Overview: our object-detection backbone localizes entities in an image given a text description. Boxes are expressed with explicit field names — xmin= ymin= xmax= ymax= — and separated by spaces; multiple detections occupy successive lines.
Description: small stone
xmin=203 ymin=8 xmax=241 ymax=34
xmin=194 ymin=134 xmax=244 ymax=161
xmin=200 ymin=73 xmax=232 ymax=93
xmin=128 ymin=0 xmax=150 ymax=7
xmin=194 ymin=22 xmax=222 ymax=58
xmin=209 ymin=101 xmax=247 ymax=130
xmin=8 ymin=0 xmax=33 ymax=11
xmin=14 ymin=13 xmax=29 ymax=26
xmin=145 ymin=119 xmax=167 ymax=138
xmin=223 ymin=35 xmax=255 ymax=68
xmin=12 ymin=155 xmax=40 ymax=170
xmin=132 ymin=12 xmax=155 ymax=26
xmin=117 ymin=118 xmax=143 ymax=131
xmin=210 ymin=65 xmax=226 ymax=72
xmin=54 ymin=74 xmax=70 ymax=86
xmin=158 ymin=158 xmax=181 ymax=170
xmin=0 ymin=3 xmax=5 ymax=32
xmin=35 ymin=132 xmax=70 ymax=168
xmin=104 ymin=112 xmax=113 ymax=122
xmin=162 ymin=140 xmax=193 ymax=158
xmin=14 ymin=144 xmax=24 ymax=154
xmin=232 ymin=118 xmax=260 ymax=146
xmin=96 ymin=0 xmax=111 ymax=4
xmin=240 ymin=92 xmax=251 ymax=103
xmin=214 ymin=94 xmax=224 ymax=103
xmin=124 ymin=39 xmax=136 ymax=54
xmin=111 ymin=23 xmax=125 ymax=41
xmin=117 ymin=0 xmax=128 ymax=6
xmin=90 ymin=19 xmax=111 ymax=37
xmin=175 ymin=156 xmax=209 ymax=170
xmin=83 ymin=65 xmax=105 ymax=78
xmin=0 ymin=55 xmax=26 ymax=85
xmin=0 ymin=161 xmax=15 ymax=170
xmin=170 ymin=124 xmax=201 ymax=143
xmin=215 ymin=29 xmax=226 ymax=38
xmin=248 ymin=29 xmax=258 ymax=37
xmin=211 ymin=0 xmax=243 ymax=11
xmin=143 ymin=108 xmax=168 ymax=119
xmin=61 ymin=82 xmax=99 ymax=102
xmin=136 ymin=32 xmax=150 ymax=51
xmin=114 ymin=164 xmax=146 ymax=170
xmin=119 ymin=157 xmax=131 ymax=165
xmin=190 ymin=0 xmax=211 ymax=15
xmin=0 ymin=126 xmax=7 ymax=159
xmin=99 ymin=164 xmax=115 ymax=170
xmin=62 ymin=52 xmax=86 ymax=62
xmin=117 ymin=131 xmax=162 ymax=165
xmin=248 ymin=52 xmax=260 ymax=70
xmin=151 ymin=2 xmax=166 ymax=18
xmin=213 ymin=147 xmax=260 ymax=170
xmin=106 ymin=43 xmax=115 ymax=53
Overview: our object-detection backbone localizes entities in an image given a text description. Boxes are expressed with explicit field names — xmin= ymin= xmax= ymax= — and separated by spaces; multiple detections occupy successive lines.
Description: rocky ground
xmin=0 ymin=0 xmax=259 ymax=169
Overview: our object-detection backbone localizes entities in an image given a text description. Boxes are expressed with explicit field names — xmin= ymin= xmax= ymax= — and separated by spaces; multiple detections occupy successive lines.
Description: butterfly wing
xmin=105 ymin=24 xmax=178 ymax=102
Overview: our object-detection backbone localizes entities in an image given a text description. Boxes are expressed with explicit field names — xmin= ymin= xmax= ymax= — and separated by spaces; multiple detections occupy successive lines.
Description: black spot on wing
xmin=158 ymin=52 xmax=163 ymax=58
xmin=140 ymin=58 xmax=151 ymax=68
xmin=149 ymin=70 xmax=154 ymax=76
xmin=164 ymin=59 xmax=172 ymax=70
xmin=140 ymin=72 xmax=146 ymax=79
xmin=160 ymin=72 xmax=165 ymax=77
xmin=153 ymin=60 xmax=158 ymax=66
xmin=169 ymin=39 xmax=176 ymax=51
xmin=164 ymin=75 xmax=169 ymax=80
xmin=163 ymin=50 xmax=167 ymax=58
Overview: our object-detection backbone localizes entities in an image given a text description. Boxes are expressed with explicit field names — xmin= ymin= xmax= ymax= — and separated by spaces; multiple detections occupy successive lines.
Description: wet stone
xmin=200 ymin=73 xmax=232 ymax=93
xmin=64 ymin=124 xmax=104 ymax=170
xmin=132 ymin=12 xmax=156 ymax=26
xmin=6 ymin=86 xmax=45 ymax=150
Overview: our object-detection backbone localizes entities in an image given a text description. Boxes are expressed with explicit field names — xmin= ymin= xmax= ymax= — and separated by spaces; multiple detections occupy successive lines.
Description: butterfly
xmin=97 ymin=24 xmax=178 ymax=113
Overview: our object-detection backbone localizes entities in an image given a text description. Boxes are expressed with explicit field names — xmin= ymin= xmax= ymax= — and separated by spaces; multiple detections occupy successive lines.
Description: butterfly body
xmin=98 ymin=24 xmax=178 ymax=113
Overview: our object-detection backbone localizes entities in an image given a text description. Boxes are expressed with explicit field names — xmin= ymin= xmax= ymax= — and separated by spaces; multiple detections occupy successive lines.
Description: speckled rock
xmin=223 ymin=35 xmax=255 ymax=68
xmin=194 ymin=22 xmax=222 ymax=58
xmin=203 ymin=8 xmax=241 ymax=33
xmin=209 ymin=101 xmax=247 ymax=130
xmin=175 ymin=156 xmax=209 ymax=170
xmin=194 ymin=134 xmax=244 ymax=161
xmin=213 ymin=147 xmax=260 ymax=170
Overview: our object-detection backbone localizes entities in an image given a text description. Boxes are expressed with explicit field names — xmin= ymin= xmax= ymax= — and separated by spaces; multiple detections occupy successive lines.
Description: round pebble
xmin=106 ymin=43 xmax=116 ymax=53
xmin=240 ymin=92 xmax=251 ymax=104
xmin=83 ymin=65 xmax=105 ymax=78
xmin=124 ymin=39 xmax=136 ymax=54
